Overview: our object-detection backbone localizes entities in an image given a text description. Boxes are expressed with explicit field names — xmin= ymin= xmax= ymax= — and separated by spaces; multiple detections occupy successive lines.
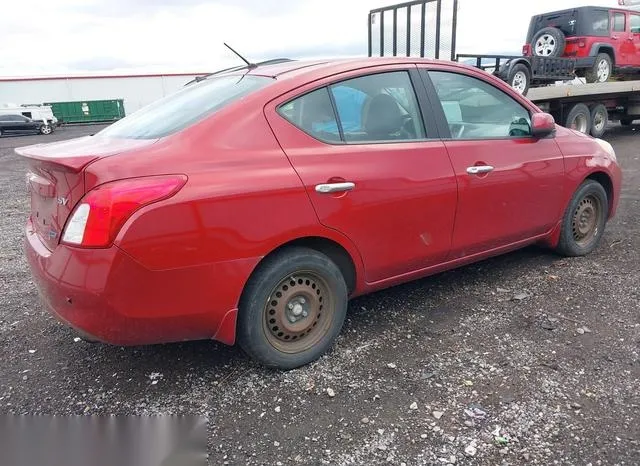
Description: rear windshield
xmin=97 ymin=74 xmax=273 ymax=139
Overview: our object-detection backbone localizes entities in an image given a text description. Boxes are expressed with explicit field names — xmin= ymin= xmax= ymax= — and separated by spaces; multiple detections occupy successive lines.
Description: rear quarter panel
xmin=83 ymin=102 xmax=366 ymax=298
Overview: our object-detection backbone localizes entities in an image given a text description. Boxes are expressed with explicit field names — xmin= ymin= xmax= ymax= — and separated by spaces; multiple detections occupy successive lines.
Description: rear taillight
xmin=62 ymin=175 xmax=187 ymax=248
xmin=522 ymin=44 xmax=532 ymax=56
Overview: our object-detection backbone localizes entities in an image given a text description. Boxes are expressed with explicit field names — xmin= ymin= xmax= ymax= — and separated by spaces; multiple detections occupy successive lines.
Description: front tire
xmin=237 ymin=246 xmax=348 ymax=370
xmin=555 ymin=180 xmax=608 ymax=257
xmin=40 ymin=124 xmax=52 ymax=135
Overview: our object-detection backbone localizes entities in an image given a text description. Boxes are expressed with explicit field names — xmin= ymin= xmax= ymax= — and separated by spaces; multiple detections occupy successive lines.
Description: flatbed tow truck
xmin=368 ymin=0 xmax=640 ymax=137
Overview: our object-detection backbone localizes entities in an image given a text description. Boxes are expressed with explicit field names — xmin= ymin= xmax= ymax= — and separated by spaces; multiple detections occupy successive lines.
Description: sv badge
xmin=57 ymin=197 xmax=69 ymax=206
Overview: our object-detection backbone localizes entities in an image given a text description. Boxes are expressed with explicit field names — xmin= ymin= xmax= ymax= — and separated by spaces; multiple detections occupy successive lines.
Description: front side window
xmin=329 ymin=71 xmax=426 ymax=142
xmin=631 ymin=14 xmax=640 ymax=34
xmin=613 ymin=13 xmax=626 ymax=32
xmin=428 ymin=71 xmax=532 ymax=139
xmin=97 ymin=74 xmax=273 ymax=139
xmin=277 ymin=70 xmax=426 ymax=144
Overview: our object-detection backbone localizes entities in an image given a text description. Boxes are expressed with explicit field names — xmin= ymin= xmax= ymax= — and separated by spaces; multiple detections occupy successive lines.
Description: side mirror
xmin=531 ymin=112 xmax=556 ymax=138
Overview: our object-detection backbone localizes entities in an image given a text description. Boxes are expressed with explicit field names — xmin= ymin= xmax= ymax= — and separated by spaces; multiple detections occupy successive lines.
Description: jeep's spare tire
xmin=532 ymin=27 xmax=566 ymax=57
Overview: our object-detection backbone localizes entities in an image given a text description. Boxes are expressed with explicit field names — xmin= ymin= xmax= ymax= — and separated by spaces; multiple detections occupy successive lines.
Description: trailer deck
xmin=527 ymin=81 xmax=640 ymax=102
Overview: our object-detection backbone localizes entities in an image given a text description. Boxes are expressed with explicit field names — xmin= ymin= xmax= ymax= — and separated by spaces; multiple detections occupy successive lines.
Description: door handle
xmin=315 ymin=182 xmax=355 ymax=193
xmin=466 ymin=165 xmax=494 ymax=175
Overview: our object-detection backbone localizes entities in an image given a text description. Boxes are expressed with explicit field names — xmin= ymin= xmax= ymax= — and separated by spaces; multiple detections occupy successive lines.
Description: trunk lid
xmin=16 ymin=135 xmax=157 ymax=250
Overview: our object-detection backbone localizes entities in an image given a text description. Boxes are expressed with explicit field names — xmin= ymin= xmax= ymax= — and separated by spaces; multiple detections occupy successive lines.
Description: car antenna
xmin=224 ymin=42 xmax=257 ymax=69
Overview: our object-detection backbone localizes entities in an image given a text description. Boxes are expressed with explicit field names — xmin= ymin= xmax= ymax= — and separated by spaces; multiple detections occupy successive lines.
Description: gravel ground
xmin=1 ymin=124 xmax=639 ymax=465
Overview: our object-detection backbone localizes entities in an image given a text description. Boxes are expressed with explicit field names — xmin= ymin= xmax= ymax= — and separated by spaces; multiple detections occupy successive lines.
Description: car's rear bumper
xmin=24 ymin=219 xmax=259 ymax=346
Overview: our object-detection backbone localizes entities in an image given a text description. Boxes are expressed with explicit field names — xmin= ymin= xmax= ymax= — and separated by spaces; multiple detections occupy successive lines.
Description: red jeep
xmin=523 ymin=6 xmax=640 ymax=82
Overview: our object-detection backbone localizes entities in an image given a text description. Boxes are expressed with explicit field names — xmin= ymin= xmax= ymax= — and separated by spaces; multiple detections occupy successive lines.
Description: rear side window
xmin=613 ymin=13 xmax=626 ymax=32
xmin=1 ymin=115 xmax=25 ymax=122
xmin=586 ymin=9 xmax=610 ymax=36
xmin=97 ymin=75 xmax=273 ymax=139
xmin=277 ymin=71 xmax=426 ymax=144
xmin=277 ymin=88 xmax=342 ymax=143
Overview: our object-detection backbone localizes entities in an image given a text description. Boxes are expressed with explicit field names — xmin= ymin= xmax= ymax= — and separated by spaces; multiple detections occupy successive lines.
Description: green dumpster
xmin=44 ymin=99 xmax=126 ymax=124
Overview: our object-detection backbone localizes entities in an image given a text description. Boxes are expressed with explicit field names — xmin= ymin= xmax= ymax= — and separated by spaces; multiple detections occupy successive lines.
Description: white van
xmin=0 ymin=104 xmax=58 ymax=127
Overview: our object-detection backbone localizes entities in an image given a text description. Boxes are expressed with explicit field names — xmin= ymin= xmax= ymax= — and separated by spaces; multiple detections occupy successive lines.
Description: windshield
xmin=97 ymin=74 xmax=273 ymax=139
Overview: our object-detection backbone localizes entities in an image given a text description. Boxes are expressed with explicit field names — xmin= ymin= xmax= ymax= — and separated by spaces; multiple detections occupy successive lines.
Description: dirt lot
xmin=0 ymin=124 xmax=638 ymax=465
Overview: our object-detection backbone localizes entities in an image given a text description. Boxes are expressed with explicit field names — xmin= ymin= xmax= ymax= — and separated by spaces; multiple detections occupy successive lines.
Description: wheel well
xmin=261 ymin=237 xmax=357 ymax=294
xmin=586 ymin=171 xmax=614 ymax=215
xmin=513 ymin=59 xmax=532 ymax=72
xmin=596 ymin=47 xmax=615 ymax=65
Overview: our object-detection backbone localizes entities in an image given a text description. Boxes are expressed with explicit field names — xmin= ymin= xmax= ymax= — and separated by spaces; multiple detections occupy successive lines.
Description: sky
xmin=0 ymin=0 xmax=626 ymax=77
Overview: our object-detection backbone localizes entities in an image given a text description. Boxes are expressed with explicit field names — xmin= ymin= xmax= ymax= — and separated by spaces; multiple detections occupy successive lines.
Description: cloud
xmin=67 ymin=57 xmax=138 ymax=71
xmin=0 ymin=0 xmax=621 ymax=76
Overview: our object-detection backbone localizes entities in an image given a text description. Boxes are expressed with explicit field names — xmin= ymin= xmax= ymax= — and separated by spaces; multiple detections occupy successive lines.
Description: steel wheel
xmin=590 ymin=104 xmax=608 ymax=138
xmin=569 ymin=113 xmax=589 ymax=133
xmin=571 ymin=195 xmax=601 ymax=248
xmin=263 ymin=271 xmax=334 ymax=353
xmin=555 ymin=179 xmax=608 ymax=257
xmin=237 ymin=246 xmax=348 ymax=370
xmin=535 ymin=34 xmax=557 ymax=56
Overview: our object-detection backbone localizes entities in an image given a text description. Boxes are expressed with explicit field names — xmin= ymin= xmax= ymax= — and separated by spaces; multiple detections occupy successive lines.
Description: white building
xmin=0 ymin=72 xmax=208 ymax=116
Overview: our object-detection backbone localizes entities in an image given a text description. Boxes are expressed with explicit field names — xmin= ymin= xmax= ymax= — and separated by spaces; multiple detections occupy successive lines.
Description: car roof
xmin=215 ymin=56 xmax=464 ymax=83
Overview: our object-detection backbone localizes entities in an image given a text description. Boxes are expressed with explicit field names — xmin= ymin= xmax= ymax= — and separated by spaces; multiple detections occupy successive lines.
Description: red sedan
xmin=18 ymin=57 xmax=622 ymax=369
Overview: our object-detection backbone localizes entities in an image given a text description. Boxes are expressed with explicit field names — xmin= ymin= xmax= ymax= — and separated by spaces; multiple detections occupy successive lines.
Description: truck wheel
xmin=564 ymin=103 xmax=591 ymax=134
xmin=508 ymin=64 xmax=531 ymax=95
xmin=589 ymin=104 xmax=608 ymax=138
xmin=585 ymin=53 xmax=612 ymax=83
xmin=237 ymin=246 xmax=348 ymax=370
xmin=532 ymin=27 xmax=566 ymax=57
xmin=555 ymin=180 xmax=608 ymax=257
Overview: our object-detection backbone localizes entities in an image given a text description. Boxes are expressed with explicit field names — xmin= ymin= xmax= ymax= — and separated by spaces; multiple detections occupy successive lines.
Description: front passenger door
xmin=419 ymin=66 xmax=566 ymax=259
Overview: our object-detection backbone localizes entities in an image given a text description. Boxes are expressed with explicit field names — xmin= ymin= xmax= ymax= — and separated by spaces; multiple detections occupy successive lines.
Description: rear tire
xmin=589 ymin=104 xmax=608 ymax=138
xmin=585 ymin=53 xmax=612 ymax=83
xmin=564 ymin=103 xmax=591 ymax=134
xmin=555 ymin=180 xmax=608 ymax=257
xmin=508 ymin=64 xmax=531 ymax=95
xmin=532 ymin=27 xmax=566 ymax=57
xmin=237 ymin=246 xmax=348 ymax=370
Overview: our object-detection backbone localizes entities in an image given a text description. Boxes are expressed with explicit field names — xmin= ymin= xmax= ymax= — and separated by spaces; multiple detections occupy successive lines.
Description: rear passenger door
xmin=265 ymin=65 xmax=458 ymax=284
xmin=418 ymin=65 xmax=566 ymax=258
